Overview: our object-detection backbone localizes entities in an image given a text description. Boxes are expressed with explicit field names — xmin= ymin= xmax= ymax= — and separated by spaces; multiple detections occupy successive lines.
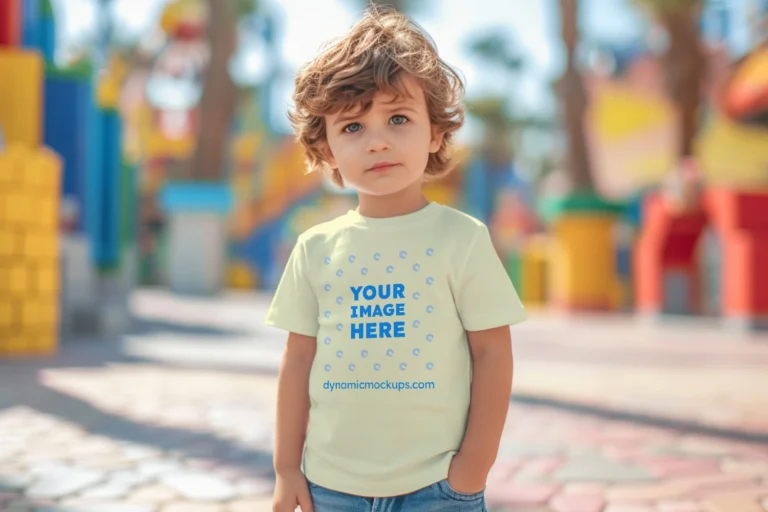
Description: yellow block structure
xmin=226 ymin=261 xmax=258 ymax=290
xmin=549 ymin=214 xmax=621 ymax=310
xmin=519 ymin=235 xmax=549 ymax=308
xmin=0 ymin=49 xmax=43 ymax=148
xmin=0 ymin=144 xmax=62 ymax=357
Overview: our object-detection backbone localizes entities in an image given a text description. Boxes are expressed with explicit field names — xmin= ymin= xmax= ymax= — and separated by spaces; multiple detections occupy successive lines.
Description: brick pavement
xmin=511 ymin=311 xmax=768 ymax=437
xmin=0 ymin=289 xmax=765 ymax=511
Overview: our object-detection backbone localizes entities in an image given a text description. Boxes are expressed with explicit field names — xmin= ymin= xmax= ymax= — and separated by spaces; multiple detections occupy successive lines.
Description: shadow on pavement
xmin=0 ymin=332 xmax=277 ymax=479
xmin=127 ymin=317 xmax=251 ymax=339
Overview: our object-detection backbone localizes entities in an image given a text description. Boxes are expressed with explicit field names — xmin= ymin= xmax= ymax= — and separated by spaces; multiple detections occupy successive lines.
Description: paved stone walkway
xmin=512 ymin=311 xmax=768 ymax=437
xmin=0 ymin=289 xmax=765 ymax=511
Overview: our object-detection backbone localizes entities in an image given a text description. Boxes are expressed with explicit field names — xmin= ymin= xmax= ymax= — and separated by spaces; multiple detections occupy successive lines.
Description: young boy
xmin=265 ymin=6 xmax=526 ymax=511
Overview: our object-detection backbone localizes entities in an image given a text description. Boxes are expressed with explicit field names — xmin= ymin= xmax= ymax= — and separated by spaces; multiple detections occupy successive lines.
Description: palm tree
xmin=468 ymin=31 xmax=524 ymax=78
xmin=189 ymin=0 xmax=258 ymax=181
xmin=557 ymin=0 xmax=595 ymax=193
xmin=188 ymin=0 xmax=237 ymax=182
xmin=633 ymin=0 xmax=706 ymax=162
xmin=466 ymin=30 xmax=526 ymax=165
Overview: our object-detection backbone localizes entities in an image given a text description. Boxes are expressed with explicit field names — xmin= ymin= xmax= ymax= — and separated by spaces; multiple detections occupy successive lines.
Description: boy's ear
xmin=429 ymin=126 xmax=444 ymax=154
xmin=319 ymin=141 xmax=338 ymax=168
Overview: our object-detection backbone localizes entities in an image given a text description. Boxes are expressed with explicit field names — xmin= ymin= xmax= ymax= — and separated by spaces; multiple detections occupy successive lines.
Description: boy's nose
xmin=366 ymin=132 xmax=391 ymax=153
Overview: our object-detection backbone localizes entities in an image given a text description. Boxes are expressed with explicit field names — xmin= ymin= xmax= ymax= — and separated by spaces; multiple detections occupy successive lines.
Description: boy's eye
xmin=343 ymin=123 xmax=362 ymax=133
xmin=390 ymin=115 xmax=409 ymax=125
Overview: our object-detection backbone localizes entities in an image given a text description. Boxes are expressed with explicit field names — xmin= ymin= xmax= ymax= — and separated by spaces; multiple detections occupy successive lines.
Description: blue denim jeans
xmin=307 ymin=478 xmax=487 ymax=511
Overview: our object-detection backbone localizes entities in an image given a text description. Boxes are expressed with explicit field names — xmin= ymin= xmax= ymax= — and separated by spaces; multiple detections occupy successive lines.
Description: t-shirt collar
xmin=346 ymin=202 xmax=440 ymax=228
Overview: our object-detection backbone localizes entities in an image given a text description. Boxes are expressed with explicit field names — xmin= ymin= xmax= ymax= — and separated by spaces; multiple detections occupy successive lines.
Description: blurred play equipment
xmin=229 ymin=136 xmax=323 ymax=290
xmin=0 ymin=146 xmax=61 ymax=357
xmin=539 ymin=193 xmax=625 ymax=311
xmin=0 ymin=2 xmax=62 ymax=357
xmin=129 ymin=0 xmax=330 ymax=293
xmin=159 ymin=183 xmax=233 ymax=295
xmin=722 ymin=44 xmax=768 ymax=127
xmin=135 ymin=0 xmax=226 ymax=295
xmin=635 ymin=186 xmax=768 ymax=331
xmin=509 ymin=235 xmax=549 ymax=308
xmin=0 ymin=0 xmax=136 ymax=359
xmin=564 ymin=24 xmax=768 ymax=319
xmin=0 ymin=0 xmax=21 ymax=47
xmin=47 ymin=57 xmax=134 ymax=336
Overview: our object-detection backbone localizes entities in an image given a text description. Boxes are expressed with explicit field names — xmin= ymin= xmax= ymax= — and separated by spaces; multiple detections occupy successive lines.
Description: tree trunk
xmin=558 ymin=0 xmax=594 ymax=193
xmin=660 ymin=7 xmax=706 ymax=159
xmin=189 ymin=0 xmax=238 ymax=182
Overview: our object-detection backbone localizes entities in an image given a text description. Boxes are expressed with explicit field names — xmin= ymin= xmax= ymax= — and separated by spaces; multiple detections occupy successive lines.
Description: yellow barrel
xmin=549 ymin=213 xmax=620 ymax=310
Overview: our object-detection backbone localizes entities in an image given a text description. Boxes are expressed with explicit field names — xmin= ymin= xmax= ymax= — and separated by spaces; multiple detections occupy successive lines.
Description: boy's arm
xmin=449 ymin=325 xmax=513 ymax=492
xmin=274 ymin=332 xmax=316 ymax=475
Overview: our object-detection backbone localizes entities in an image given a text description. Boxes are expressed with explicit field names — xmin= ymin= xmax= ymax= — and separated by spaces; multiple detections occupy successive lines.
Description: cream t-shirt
xmin=265 ymin=202 xmax=526 ymax=497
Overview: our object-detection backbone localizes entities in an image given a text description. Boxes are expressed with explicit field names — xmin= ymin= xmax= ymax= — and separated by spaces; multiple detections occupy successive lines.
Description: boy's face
xmin=322 ymin=74 xmax=443 ymax=197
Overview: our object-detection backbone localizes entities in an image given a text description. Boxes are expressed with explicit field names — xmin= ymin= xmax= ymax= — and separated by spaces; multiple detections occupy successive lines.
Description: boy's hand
xmin=272 ymin=469 xmax=314 ymax=512
xmin=447 ymin=452 xmax=487 ymax=494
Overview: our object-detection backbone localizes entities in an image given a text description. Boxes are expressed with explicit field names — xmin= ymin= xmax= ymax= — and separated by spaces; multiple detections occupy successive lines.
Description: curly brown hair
xmin=287 ymin=5 xmax=466 ymax=188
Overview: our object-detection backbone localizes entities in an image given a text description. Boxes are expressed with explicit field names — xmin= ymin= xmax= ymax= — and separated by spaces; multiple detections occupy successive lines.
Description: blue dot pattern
xmin=319 ymin=246 xmax=446 ymax=388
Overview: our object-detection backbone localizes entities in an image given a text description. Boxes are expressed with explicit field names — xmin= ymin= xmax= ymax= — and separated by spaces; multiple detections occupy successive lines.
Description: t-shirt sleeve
xmin=454 ymin=225 xmax=527 ymax=331
xmin=264 ymin=236 xmax=320 ymax=337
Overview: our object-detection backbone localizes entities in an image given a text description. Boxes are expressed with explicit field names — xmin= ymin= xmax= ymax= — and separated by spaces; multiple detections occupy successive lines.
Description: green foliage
xmin=467 ymin=31 xmax=524 ymax=73
xmin=465 ymin=96 xmax=552 ymax=130
xmin=232 ymin=0 xmax=259 ymax=18
xmin=465 ymin=98 xmax=509 ymax=125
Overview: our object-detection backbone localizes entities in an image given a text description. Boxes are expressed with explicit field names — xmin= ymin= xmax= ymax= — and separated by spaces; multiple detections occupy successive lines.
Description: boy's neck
xmin=356 ymin=181 xmax=429 ymax=219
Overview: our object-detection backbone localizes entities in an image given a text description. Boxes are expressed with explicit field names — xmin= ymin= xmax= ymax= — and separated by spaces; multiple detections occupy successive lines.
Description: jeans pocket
xmin=434 ymin=478 xmax=484 ymax=502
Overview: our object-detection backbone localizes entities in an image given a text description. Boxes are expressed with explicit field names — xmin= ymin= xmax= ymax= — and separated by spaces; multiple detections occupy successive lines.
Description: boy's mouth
xmin=367 ymin=162 xmax=399 ymax=172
